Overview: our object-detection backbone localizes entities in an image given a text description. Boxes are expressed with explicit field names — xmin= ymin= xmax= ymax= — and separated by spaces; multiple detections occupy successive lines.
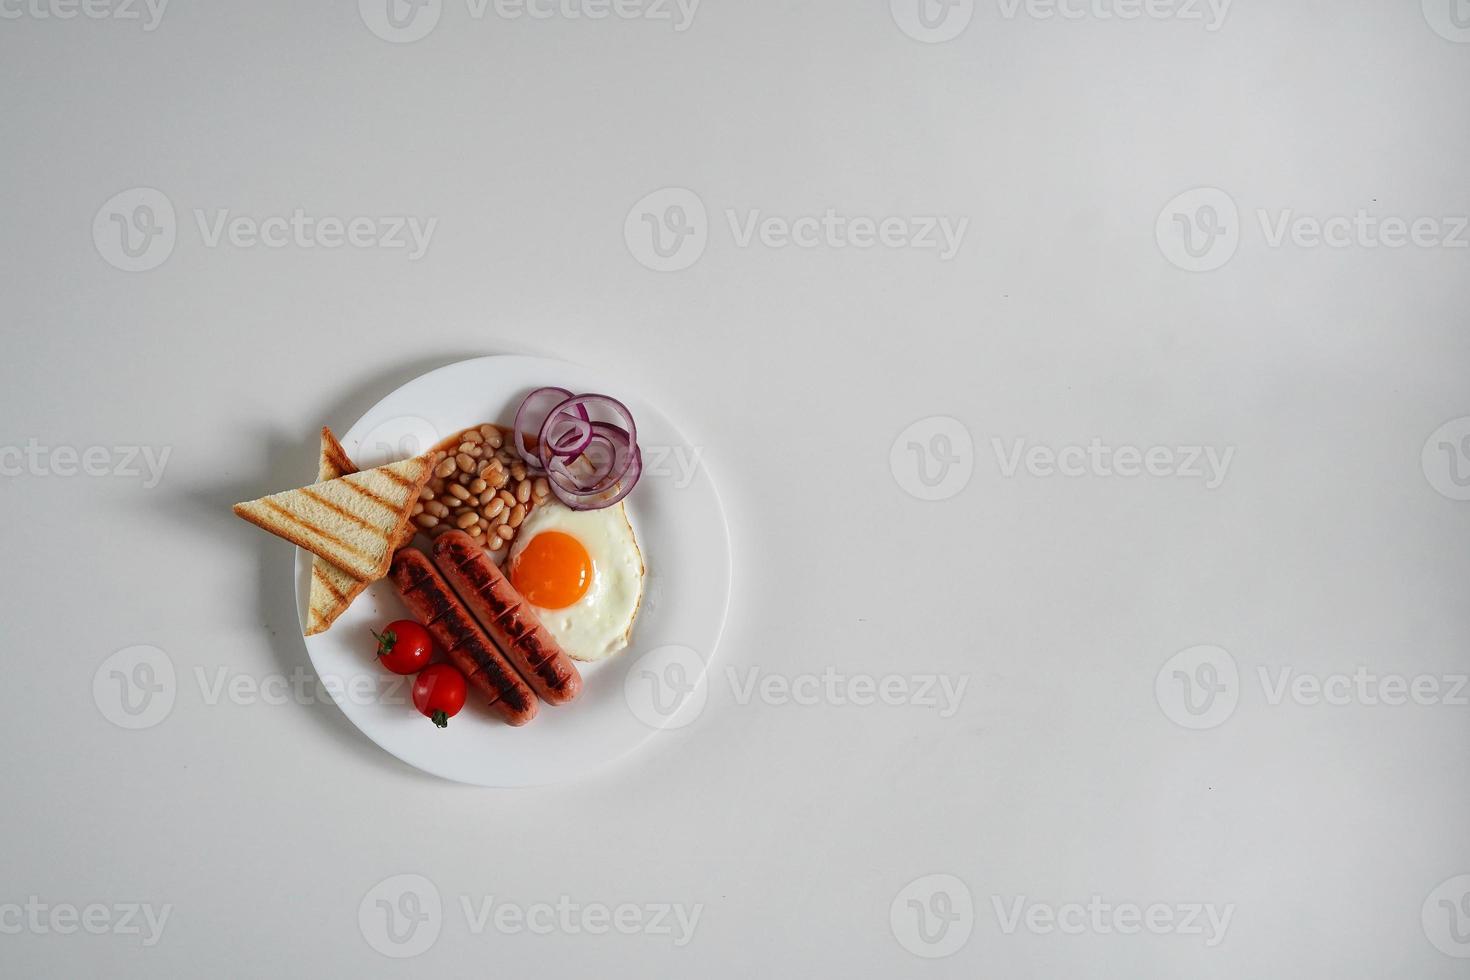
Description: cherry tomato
xmin=372 ymin=621 xmax=433 ymax=675
xmin=412 ymin=663 xmax=467 ymax=729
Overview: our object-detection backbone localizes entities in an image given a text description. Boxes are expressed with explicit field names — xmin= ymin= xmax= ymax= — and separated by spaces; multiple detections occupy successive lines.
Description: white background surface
xmin=2 ymin=1 xmax=1469 ymax=977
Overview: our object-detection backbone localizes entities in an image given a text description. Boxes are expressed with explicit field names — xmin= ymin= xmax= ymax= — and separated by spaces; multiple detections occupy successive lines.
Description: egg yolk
xmin=510 ymin=531 xmax=592 ymax=609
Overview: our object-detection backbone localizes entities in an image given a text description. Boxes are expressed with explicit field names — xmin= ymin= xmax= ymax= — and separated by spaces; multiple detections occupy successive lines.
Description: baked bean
xmin=485 ymin=429 xmax=503 ymax=449
xmin=469 ymin=478 xmax=487 ymax=494
xmin=455 ymin=453 xmax=475 ymax=472
xmin=511 ymin=462 xmax=527 ymax=482
xmin=484 ymin=499 xmax=505 ymax=519
xmin=415 ymin=514 xmax=440 ymax=529
xmin=509 ymin=504 xmax=525 ymax=528
xmin=496 ymin=524 xmax=515 ymax=541
xmin=498 ymin=489 xmax=517 ymax=508
xmin=448 ymin=484 xmax=471 ymax=501
xmin=419 ymin=486 xmax=434 ymax=501
xmin=488 ymin=534 xmax=506 ymax=551
xmin=412 ymin=503 xmax=425 ymax=517
xmin=533 ymin=477 xmax=549 ymax=500
xmin=455 ymin=511 xmax=479 ymax=529
xmin=434 ymin=458 xmax=457 ymax=479
xmin=427 ymin=501 xmax=450 ymax=519
xmin=478 ymin=489 xmax=496 ymax=505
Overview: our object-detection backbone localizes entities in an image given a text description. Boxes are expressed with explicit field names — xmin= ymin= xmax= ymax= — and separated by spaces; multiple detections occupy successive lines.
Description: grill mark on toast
xmin=312 ymin=567 xmax=350 ymax=603
xmin=340 ymin=478 xmax=403 ymax=515
xmin=300 ymin=487 xmax=380 ymax=535
xmin=260 ymin=500 xmax=372 ymax=562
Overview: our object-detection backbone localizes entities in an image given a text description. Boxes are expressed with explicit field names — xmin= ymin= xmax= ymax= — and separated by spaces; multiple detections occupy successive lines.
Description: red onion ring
xmin=547 ymin=445 xmax=643 ymax=510
xmin=514 ymin=386 xmax=587 ymax=469
xmin=514 ymin=388 xmax=643 ymax=510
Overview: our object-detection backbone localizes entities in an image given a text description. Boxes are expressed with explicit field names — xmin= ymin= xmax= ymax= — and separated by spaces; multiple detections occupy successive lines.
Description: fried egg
xmin=507 ymin=500 xmax=644 ymax=662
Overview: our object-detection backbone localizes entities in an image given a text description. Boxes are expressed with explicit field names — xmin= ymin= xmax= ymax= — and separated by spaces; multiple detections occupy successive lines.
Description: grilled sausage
xmin=388 ymin=547 xmax=538 ymax=726
xmin=432 ymin=531 xmax=583 ymax=706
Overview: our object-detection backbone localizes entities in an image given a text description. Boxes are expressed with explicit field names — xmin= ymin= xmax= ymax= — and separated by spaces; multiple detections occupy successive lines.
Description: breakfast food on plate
xmin=412 ymin=663 xmax=468 ymax=729
xmin=372 ymin=620 xmax=434 ymax=676
xmin=306 ymin=428 xmax=370 ymax=636
xmin=505 ymin=499 xmax=645 ymax=662
xmin=414 ymin=423 xmax=552 ymax=555
xmin=233 ymin=456 xmax=432 ymax=582
xmin=433 ymin=530 xmax=583 ymax=705
xmin=389 ymin=547 xmax=539 ymax=726
xmin=240 ymin=375 xmax=657 ymax=733
xmin=512 ymin=388 xmax=643 ymax=511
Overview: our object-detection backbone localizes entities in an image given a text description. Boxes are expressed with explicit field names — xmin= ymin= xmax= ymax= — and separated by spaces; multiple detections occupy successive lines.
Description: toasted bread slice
xmin=234 ymin=456 xmax=432 ymax=582
xmin=305 ymin=428 xmax=367 ymax=636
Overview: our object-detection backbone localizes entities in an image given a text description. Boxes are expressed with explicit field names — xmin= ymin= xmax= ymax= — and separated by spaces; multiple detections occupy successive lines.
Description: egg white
xmin=507 ymin=500 xmax=645 ymax=662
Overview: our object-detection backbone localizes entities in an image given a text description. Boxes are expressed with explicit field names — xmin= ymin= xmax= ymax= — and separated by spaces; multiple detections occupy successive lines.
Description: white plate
xmin=294 ymin=355 xmax=731 ymax=787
